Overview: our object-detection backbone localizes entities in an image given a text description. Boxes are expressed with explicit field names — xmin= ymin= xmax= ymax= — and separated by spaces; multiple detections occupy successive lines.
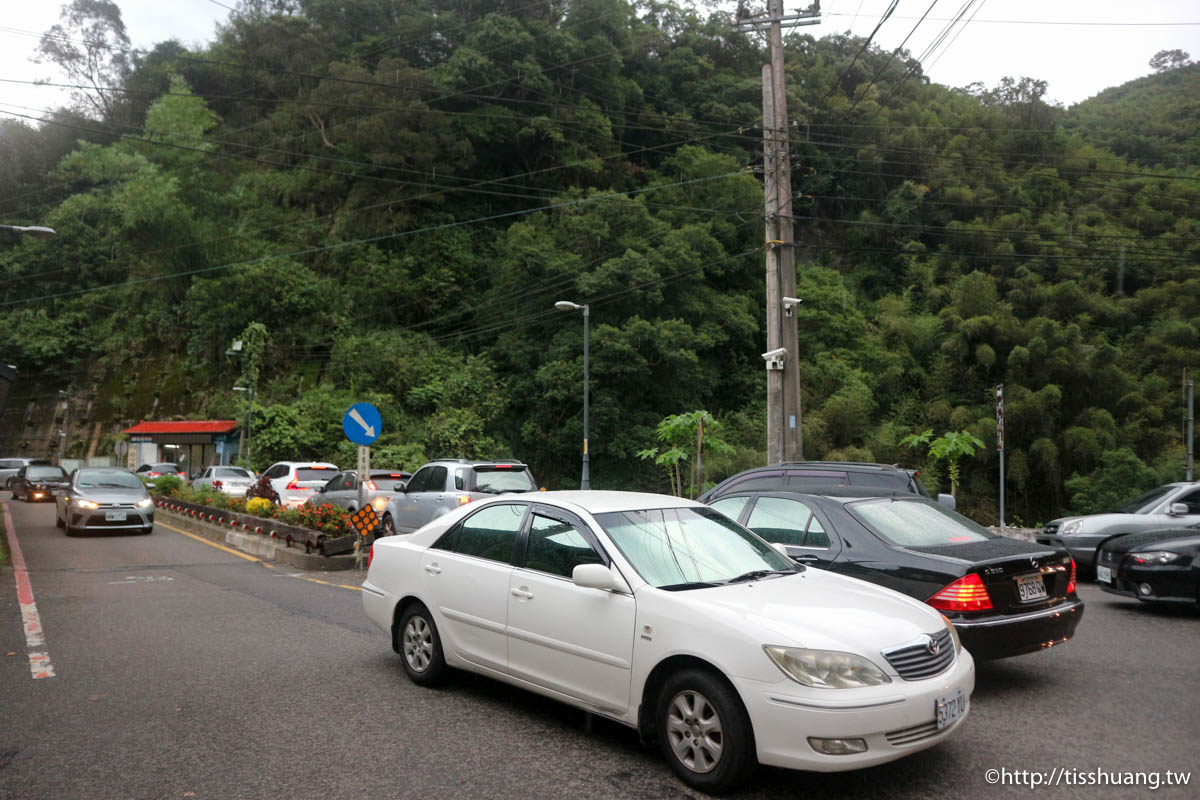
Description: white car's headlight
xmin=764 ymin=646 xmax=891 ymax=688
xmin=136 ymin=497 xmax=153 ymax=510
xmin=1061 ymin=520 xmax=1083 ymax=535
xmin=73 ymin=498 xmax=100 ymax=510
xmin=941 ymin=613 xmax=962 ymax=654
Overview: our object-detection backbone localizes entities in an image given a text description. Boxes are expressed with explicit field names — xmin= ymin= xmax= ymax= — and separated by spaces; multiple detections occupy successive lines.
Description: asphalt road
xmin=1 ymin=498 xmax=1197 ymax=799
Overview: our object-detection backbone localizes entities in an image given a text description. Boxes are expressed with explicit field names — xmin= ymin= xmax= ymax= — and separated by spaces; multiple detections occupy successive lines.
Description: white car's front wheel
xmin=656 ymin=669 xmax=756 ymax=794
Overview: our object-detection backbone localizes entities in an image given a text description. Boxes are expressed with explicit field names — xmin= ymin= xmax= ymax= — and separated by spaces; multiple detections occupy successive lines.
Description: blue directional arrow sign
xmin=343 ymin=402 xmax=382 ymax=446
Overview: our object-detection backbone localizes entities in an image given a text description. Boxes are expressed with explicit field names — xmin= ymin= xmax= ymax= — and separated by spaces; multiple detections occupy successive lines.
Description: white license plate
xmin=936 ymin=688 xmax=966 ymax=730
xmin=1016 ymin=573 xmax=1048 ymax=602
xmin=105 ymin=510 xmax=127 ymax=521
xmin=1096 ymin=565 xmax=1112 ymax=583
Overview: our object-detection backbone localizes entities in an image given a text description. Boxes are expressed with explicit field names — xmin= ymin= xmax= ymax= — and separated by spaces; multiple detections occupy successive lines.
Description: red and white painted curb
xmin=2 ymin=501 xmax=54 ymax=679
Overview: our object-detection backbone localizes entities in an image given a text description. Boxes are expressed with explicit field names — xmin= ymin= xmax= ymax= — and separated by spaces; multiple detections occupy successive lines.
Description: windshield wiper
xmin=725 ymin=569 xmax=792 ymax=584
xmin=95 ymin=482 xmax=136 ymax=488
xmin=659 ymin=581 xmax=721 ymax=591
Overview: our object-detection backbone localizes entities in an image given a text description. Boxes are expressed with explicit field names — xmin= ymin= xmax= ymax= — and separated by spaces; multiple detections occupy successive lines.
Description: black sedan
xmin=10 ymin=464 xmax=68 ymax=502
xmin=707 ymin=489 xmax=1084 ymax=658
xmin=1095 ymin=528 xmax=1200 ymax=607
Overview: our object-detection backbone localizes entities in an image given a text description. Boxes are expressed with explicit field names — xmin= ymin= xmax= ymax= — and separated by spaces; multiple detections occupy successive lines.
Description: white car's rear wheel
xmin=398 ymin=603 xmax=446 ymax=686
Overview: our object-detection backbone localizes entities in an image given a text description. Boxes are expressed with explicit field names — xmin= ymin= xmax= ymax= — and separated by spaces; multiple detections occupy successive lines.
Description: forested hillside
xmin=1 ymin=0 xmax=1197 ymax=525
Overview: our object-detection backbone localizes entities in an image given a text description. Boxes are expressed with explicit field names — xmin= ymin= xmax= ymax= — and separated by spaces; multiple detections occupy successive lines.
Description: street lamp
xmin=0 ymin=224 xmax=56 ymax=239
xmin=233 ymin=385 xmax=253 ymax=471
xmin=554 ymin=300 xmax=590 ymax=489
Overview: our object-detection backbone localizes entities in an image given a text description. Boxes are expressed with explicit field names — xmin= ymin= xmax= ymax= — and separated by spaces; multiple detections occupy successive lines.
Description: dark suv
xmin=387 ymin=459 xmax=537 ymax=533
xmin=699 ymin=461 xmax=956 ymax=508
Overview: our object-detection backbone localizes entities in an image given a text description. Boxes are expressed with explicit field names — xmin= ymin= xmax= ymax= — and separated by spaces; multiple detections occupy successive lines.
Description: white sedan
xmin=362 ymin=491 xmax=975 ymax=793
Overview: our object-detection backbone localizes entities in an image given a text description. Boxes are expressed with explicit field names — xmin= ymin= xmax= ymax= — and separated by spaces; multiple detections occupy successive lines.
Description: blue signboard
xmin=343 ymin=403 xmax=382 ymax=446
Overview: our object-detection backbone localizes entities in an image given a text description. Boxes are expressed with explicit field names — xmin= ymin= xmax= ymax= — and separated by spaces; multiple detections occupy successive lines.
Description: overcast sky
xmin=1 ymin=0 xmax=1197 ymax=123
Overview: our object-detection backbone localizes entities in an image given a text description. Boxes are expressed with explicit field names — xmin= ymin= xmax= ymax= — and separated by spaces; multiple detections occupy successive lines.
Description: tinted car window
xmin=806 ymin=514 xmax=830 ymax=548
xmin=725 ymin=471 xmax=786 ymax=492
xmin=214 ymin=467 xmax=251 ymax=479
xmin=76 ymin=471 xmax=143 ymax=490
xmin=27 ymin=466 xmax=66 ymax=480
xmin=473 ymin=467 xmax=533 ymax=493
xmin=524 ymin=513 xmax=604 ymax=578
xmin=746 ymin=496 xmax=812 ymax=546
xmin=148 ymin=464 xmax=180 ymax=473
xmin=405 ymin=468 xmax=432 ymax=493
xmin=436 ymin=503 xmax=526 ymax=562
xmin=296 ymin=467 xmax=337 ymax=482
xmin=265 ymin=465 xmax=287 ymax=479
xmin=1117 ymin=485 xmax=1174 ymax=513
xmin=1175 ymin=489 xmax=1200 ymax=514
xmin=426 ymin=466 xmax=448 ymax=492
xmin=709 ymin=496 xmax=750 ymax=520
xmin=850 ymin=498 xmax=994 ymax=547
xmin=372 ymin=477 xmax=406 ymax=491
xmin=454 ymin=468 xmax=467 ymax=491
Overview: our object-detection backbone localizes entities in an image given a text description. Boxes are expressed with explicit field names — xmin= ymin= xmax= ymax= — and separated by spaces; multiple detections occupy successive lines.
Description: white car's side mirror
xmin=937 ymin=493 xmax=957 ymax=511
xmin=772 ymin=542 xmax=790 ymax=558
xmin=572 ymin=563 xmax=619 ymax=591
xmin=1167 ymin=502 xmax=1189 ymax=516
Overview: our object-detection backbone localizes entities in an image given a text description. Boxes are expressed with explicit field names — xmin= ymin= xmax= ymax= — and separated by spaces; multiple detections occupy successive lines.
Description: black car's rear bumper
xmin=953 ymin=598 xmax=1085 ymax=659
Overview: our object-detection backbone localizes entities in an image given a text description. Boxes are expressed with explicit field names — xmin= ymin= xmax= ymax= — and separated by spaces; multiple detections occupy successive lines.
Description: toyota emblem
xmin=928 ymin=637 xmax=940 ymax=656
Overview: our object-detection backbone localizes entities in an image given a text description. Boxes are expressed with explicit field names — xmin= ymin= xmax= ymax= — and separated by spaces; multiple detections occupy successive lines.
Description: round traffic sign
xmin=343 ymin=403 xmax=382 ymax=445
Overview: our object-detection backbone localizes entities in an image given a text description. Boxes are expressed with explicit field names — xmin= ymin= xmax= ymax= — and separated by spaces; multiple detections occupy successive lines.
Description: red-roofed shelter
xmin=123 ymin=420 xmax=241 ymax=476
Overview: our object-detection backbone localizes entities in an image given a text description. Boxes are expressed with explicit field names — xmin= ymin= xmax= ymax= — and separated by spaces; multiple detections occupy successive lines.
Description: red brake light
xmin=286 ymin=479 xmax=299 ymax=490
xmin=927 ymin=573 xmax=993 ymax=612
xmin=366 ymin=481 xmax=378 ymax=491
xmin=368 ymin=544 xmax=374 ymax=568
xmin=147 ymin=472 xmax=161 ymax=477
xmin=457 ymin=495 xmax=472 ymax=505
xmin=1067 ymin=558 xmax=1077 ymax=594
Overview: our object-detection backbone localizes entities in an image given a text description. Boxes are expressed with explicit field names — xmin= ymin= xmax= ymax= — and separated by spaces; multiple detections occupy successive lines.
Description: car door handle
xmin=424 ymin=563 xmax=442 ymax=575
xmin=792 ymin=554 xmax=819 ymax=563
xmin=510 ymin=587 xmax=534 ymax=600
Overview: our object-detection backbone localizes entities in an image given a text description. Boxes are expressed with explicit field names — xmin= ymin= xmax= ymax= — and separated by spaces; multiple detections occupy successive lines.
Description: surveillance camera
xmin=762 ymin=348 xmax=787 ymax=360
xmin=782 ymin=296 xmax=802 ymax=317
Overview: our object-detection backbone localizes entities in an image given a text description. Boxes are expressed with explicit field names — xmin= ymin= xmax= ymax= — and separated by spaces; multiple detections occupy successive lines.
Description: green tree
xmin=1064 ymin=447 xmax=1161 ymax=514
xmin=638 ymin=410 xmax=732 ymax=498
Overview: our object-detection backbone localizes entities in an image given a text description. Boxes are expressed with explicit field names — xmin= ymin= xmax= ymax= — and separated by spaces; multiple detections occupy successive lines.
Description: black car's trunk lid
xmin=909 ymin=537 xmax=1070 ymax=613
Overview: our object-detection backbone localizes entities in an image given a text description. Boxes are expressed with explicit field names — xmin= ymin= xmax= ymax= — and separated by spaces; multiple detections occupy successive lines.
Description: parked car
xmin=10 ymin=464 xmax=68 ymax=502
xmin=259 ymin=461 xmax=339 ymax=507
xmin=699 ymin=462 xmax=956 ymax=509
xmin=363 ymin=491 xmax=975 ymax=793
xmin=55 ymin=467 xmax=155 ymax=536
xmin=308 ymin=469 xmax=411 ymax=531
xmin=0 ymin=457 xmax=52 ymax=489
xmin=1038 ymin=482 xmax=1200 ymax=573
xmin=706 ymin=489 xmax=1084 ymax=659
xmin=193 ymin=465 xmax=256 ymax=496
xmin=1095 ymin=527 xmax=1200 ymax=607
xmin=134 ymin=462 xmax=188 ymax=481
xmin=388 ymin=459 xmax=536 ymax=533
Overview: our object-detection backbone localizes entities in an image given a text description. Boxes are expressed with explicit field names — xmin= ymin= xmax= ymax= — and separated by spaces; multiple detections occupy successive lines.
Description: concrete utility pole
xmin=736 ymin=1 xmax=819 ymax=464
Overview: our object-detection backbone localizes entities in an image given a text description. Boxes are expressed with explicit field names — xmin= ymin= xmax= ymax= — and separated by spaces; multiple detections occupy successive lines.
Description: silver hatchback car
xmin=387 ymin=459 xmax=536 ymax=534
xmin=55 ymin=467 xmax=155 ymax=535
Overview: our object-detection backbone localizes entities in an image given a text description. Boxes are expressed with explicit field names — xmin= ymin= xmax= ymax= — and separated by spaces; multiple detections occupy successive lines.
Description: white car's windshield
xmin=593 ymin=507 xmax=794 ymax=589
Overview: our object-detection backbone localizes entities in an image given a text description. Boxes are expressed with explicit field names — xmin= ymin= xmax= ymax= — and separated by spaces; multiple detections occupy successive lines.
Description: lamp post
xmin=0 ymin=224 xmax=56 ymax=239
xmin=554 ymin=300 xmax=590 ymax=489
xmin=233 ymin=385 xmax=253 ymax=471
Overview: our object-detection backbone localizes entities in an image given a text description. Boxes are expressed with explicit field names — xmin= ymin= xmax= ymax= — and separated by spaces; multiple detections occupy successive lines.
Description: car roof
xmin=531 ymin=490 xmax=701 ymax=515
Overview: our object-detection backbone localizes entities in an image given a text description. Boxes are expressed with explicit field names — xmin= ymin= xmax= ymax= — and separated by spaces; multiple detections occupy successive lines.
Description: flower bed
xmin=148 ymin=475 xmax=359 ymax=544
